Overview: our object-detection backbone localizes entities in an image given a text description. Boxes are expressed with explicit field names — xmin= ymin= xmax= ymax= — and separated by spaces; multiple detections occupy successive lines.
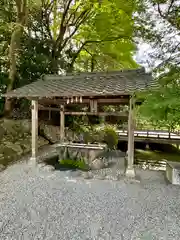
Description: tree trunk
xmin=4 ymin=28 xmax=21 ymax=115
xmin=4 ymin=0 xmax=27 ymax=116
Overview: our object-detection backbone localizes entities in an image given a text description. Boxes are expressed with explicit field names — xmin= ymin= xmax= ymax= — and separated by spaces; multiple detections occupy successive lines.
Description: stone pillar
xmin=60 ymin=105 xmax=65 ymax=142
xmin=125 ymin=96 xmax=135 ymax=177
xmin=30 ymin=99 xmax=38 ymax=164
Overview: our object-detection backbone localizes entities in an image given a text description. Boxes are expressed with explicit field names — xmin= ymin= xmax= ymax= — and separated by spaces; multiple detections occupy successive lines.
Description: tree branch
xmin=66 ymin=3 xmax=81 ymax=26
xmin=67 ymin=34 xmax=131 ymax=71
xmin=85 ymin=35 xmax=131 ymax=45
xmin=61 ymin=8 xmax=92 ymax=51
xmin=56 ymin=0 xmax=73 ymax=44
xmin=42 ymin=0 xmax=54 ymax=10
xmin=43 ymin=5 xmax=53 ymax=40
xmin=157 ymin=3 xmax=165 ymax=18
xmin=15 ymin=0 xmax=22 ymax=20
xmin=84 ymin=47 xmax=93 ymax=56
xmin=167 ymin=0 xmax=175 ymax=15
xmin=154 ymin=42 xmax=180 ymax=70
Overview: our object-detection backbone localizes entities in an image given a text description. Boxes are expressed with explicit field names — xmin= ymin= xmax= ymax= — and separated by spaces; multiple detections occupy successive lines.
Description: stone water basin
xmin=54 ymin=143 xmax=107 ymax=165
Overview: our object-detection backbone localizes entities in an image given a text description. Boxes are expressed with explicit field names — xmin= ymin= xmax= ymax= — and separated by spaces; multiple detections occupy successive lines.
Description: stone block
xmin=166 ymin=161 xmax=180 ymax=185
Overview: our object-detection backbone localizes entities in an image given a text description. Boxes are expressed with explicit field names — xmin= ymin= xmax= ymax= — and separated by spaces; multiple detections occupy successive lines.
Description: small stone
xmin=111 ymin=176 xmax=118 ymax=181
xmin=42 ymin=165 xmax=55 ymax=172
xmin=90 ymin=158 xmax=105 ymax=170
xmin=95 ymin=174 xmax=106 ymax=180
xmin=38 ymin=163 xmax=46 ymax=168
xmin=105 ymin=175 xmax=111 ymax=180
xmin=82 ymin=171 xmax=93 ymax=179
xmin=115 ymin=174 xmax=121 ymax=181
xmin=70 ymin=170 xmax=82 ymax=178
xmin=0 ymin=164 xmax=6 ymax=172
xmin=124 ymin=176 xmax=141 ymax=184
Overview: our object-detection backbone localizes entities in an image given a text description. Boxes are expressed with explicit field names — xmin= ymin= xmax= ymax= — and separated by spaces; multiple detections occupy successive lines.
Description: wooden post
xmin=125 ymin=96 xmax=135 ymax=177
xmin=90 ymin=99 xmax=97 ymax=113
xmin=30 ymin=99 xmax=38 ymax=164
xmin=60 ymin=105 xmax=65 ymax=142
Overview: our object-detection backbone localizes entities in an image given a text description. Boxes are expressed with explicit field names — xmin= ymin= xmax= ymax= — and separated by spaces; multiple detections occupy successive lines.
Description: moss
xmin=0 ymin=146 xmax=18 ymax=165
xmin=59 ymin=158 xmax=89 ymax=170
xmin=0 ymin=119 xmax=49 ymax=166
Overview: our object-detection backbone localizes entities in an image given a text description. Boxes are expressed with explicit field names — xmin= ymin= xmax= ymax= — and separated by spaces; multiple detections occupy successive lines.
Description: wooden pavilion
xmin=3 ymin=67 xmax=157 ymax=177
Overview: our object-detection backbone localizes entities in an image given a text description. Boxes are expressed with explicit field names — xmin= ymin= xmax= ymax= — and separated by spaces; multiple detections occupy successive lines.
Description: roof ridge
xmin=42 ymin=67 xmax=146 ymax=80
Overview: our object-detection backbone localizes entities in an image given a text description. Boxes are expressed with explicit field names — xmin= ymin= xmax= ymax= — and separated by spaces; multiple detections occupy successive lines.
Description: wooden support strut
xmin=125 ymin=95 xmax=135 ymax=177
xmin=90 ymin=99 xmax=98 ymax=113
xmin=60 ymin=105 xmax=65 ymax=143
xmin=30 ymin=99 xmax=38 ymax=164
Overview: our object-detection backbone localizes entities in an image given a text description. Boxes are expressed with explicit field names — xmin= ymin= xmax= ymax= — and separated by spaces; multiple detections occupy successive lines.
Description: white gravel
xmin=0 ymin=161 xmax=180 ymax=240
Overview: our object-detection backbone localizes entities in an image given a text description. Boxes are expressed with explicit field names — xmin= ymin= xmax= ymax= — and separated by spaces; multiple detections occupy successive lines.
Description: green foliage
xmin=139 ymin=84 xmax=180 ymax=130
xmin=135 ymin=0 xmax=180 ymax=130
xmin=59 ymin=148 xmax=89 ymax=170
xmin=59 ymin=158 xmax=88 ymax=170
xmin=0 ymin=72 xmax=8 ymax=114
xmin=103 ymin=125 xmax=118 ymax=149
xmin=0 ymin=0 xmax=137 ymax=115
xmin=135 ymin=148 xmax=180 ymax=163
xmin=75 ymin=0 xmax=137 ymax=71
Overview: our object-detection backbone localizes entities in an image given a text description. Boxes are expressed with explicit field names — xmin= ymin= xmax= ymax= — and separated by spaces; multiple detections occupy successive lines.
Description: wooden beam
xmin=38 ymin=105 xmax=128 ymax=116
xmin=38 ymin=105 xmax=60 ymax=111
xmin=60 ymin=105 xmax=65 ymax=142
xmin=38 ymin=97 xmax=129 ymax=106
xmin=64 ymin=111 xmax=128 ymax=117
xmin=30 ymin=99 xmax=38 ymax=164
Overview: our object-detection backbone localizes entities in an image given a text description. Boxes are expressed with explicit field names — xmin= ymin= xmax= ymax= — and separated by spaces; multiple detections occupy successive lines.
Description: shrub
xmin=102 ymin=126 xmax=118 ymax=150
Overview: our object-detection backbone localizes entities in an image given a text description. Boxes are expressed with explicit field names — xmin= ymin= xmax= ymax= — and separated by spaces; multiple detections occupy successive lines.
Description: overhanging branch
xmin=67 ymin=34 xmax=131 ymax=71
xmin=61 ymin=8 xmax=92 ymax=51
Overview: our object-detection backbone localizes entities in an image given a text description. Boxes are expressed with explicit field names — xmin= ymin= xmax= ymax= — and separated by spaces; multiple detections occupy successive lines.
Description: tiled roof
xmin=3 ymin=68 xmax=158 ymax=98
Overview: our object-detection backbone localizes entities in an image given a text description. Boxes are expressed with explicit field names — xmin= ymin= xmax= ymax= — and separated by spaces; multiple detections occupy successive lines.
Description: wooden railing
xmin=134 ymin=158 xmax=167 ymax=168
xmin=116 ymin=129 xmax=180 ymax=140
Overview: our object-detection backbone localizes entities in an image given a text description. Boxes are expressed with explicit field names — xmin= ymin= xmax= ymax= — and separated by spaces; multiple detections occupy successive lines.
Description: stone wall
xmin=39 ymin=123 xmax=86 ymax=143
xmin=0 ymin=119 xmax=48 ymax=166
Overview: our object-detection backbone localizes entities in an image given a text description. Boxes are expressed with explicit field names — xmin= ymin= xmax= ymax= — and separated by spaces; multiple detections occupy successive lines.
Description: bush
xmin=102 ymin=126 xmax=118 ymax=150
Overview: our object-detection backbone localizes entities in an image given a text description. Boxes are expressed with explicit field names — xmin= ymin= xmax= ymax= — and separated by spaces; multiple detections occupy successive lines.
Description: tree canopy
xmin=136 ymin=0 xmax=180 ymax=130
xmin=0 ymin=0 xmax=138 ymax=114
xmin=1 ymin=0 xmax=179 ymax=131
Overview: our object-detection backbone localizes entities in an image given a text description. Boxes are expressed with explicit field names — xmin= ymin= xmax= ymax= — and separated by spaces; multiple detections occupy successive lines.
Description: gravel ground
xmin=0 ymin=159 xmax=180 ymax=240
